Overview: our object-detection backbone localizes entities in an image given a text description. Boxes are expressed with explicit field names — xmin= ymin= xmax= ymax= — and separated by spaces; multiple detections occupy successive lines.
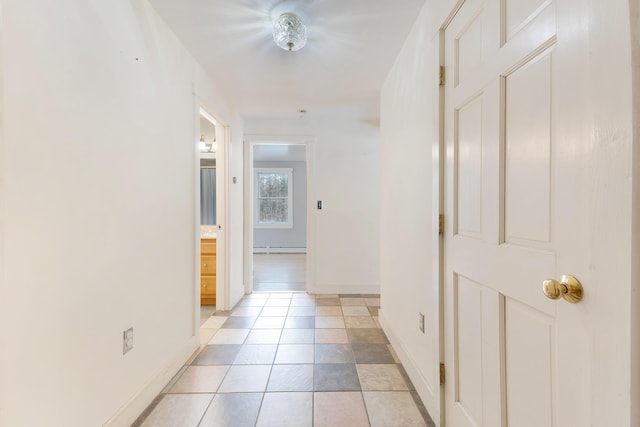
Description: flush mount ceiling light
xmin=273 ymin=12 xmax=307 ymax=51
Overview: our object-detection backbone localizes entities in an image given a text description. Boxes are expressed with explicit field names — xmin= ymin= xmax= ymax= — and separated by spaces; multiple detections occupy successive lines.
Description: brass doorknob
xmin=542 ymin=275 xmax=583 ymax=303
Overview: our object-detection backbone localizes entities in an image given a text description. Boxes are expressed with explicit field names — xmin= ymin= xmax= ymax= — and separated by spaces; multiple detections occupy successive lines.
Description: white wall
xmin=227 ymin=123 xmax=245 ymax=308
xmin=378 ymin=3 xmax=441 ymax=420
xmin=245 ymin=119 xmax=380 ymax=294
xmin=380 ymin=0 xmax=637 ymax=425
xmin=0 ymin=1 xmax=5 ymax=424
xmin=0 ymin=1 xmax=241 ymax=426
xmin=631 ymin=1 xmax=640 ymax=421
xmin=253 ymin=160 xmax=307 ymax=250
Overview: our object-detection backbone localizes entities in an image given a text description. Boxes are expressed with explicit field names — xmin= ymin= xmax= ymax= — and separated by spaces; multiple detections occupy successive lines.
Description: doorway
xmin=252 ymin=144 xmax=307 ymax=292
xmin=245 ymin=142 xmax=310 ymax=293
xmin=197 ymin=108 xmax=227 ymax=321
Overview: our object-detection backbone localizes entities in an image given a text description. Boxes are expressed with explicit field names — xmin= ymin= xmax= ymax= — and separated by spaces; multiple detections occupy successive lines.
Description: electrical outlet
xmin=418 ymin=313 xmax=425 ymax=333
xmin=123 ymin=327 xmax=134 ymax=354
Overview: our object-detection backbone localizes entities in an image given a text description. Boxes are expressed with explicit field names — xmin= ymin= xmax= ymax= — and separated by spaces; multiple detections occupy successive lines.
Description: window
xmin=254 ymin=168 xmax=293 ymax=228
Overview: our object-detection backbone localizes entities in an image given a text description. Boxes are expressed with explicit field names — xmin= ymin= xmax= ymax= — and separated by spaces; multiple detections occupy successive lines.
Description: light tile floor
xmin=134 ymin=293 xmax=435 ymax=427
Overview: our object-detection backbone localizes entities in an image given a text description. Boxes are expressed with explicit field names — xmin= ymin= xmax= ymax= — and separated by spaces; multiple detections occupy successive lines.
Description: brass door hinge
xmin=439 ymin=214 xmax=445 ymax=234
xmin=440 ymin=363 xmax=446 ymax=385
xmin=439 ymin=66 xmax=446 ymax=86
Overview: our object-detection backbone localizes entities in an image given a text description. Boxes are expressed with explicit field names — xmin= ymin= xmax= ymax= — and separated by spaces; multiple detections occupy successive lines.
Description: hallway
xmin=134 ymin=293 xmax=434 ymax=426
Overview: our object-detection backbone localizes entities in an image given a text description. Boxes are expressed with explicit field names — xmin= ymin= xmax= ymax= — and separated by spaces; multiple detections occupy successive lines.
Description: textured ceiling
xmin=148 ymin=0 xmax=425 ymax=119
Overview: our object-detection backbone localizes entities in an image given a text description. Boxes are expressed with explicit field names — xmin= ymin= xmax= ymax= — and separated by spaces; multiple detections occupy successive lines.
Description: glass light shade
xmin=273 ymin=13 xmax=307 ymax=51
xmin=199 ymin=138 xmax=208 ymax=152
xmin=199 ymin=136 xmax=213 ymax=153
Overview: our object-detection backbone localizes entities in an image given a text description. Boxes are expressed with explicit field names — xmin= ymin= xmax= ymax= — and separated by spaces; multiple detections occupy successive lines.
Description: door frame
xmin=435 ymin=4 xmax=465 ymax=425
xmin=243 ymin=135 xmax=315 ymax=294
xmin=194 ymin=106 xmax=231 ymax=326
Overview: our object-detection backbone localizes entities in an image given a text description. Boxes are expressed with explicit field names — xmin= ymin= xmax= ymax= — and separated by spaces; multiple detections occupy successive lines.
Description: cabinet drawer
xmin=201 ymin=239 xmax=216 ymax=255
xmin=201 ymin=255 xmax=216 ymax=274
xmin=201 ymin=276 xmax=216 ymax=296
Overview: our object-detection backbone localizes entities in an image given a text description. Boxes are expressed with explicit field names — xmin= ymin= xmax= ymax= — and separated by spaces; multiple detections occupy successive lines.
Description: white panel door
xmin=443 ymin=0 xmax=590 ymax=426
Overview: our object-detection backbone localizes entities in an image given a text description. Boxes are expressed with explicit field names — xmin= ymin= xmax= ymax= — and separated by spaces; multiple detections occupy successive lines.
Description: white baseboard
xmin=378 ymin=310 xmax=440 ymax=426
xmin=253 ymin=247 xmax=307 ymax=254
xmin=103 ymin=337 xmax=199 ymax=427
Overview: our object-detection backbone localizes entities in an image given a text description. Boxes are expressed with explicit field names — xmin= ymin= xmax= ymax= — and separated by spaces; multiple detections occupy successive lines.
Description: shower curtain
xmin=200 ymin=168 xmax=216 ymax=225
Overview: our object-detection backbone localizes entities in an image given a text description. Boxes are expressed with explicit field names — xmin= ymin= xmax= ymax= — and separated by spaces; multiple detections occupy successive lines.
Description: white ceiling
xmin=148 ymin=0 xmax=426 ymax=119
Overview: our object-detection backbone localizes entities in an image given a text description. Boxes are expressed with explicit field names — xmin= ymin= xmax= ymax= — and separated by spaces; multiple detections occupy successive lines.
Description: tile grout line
xmin=140 ymin=292 xmax=430 ymax=426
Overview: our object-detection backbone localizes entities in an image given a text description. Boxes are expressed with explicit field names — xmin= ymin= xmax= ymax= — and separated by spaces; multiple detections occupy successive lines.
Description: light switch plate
xmin=123 ymin=327 xmax=134 ymax=354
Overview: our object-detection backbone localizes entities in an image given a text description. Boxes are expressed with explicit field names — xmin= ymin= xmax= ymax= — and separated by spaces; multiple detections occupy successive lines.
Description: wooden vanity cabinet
xmin=200 ymin=238 xmax=216 ymax=305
